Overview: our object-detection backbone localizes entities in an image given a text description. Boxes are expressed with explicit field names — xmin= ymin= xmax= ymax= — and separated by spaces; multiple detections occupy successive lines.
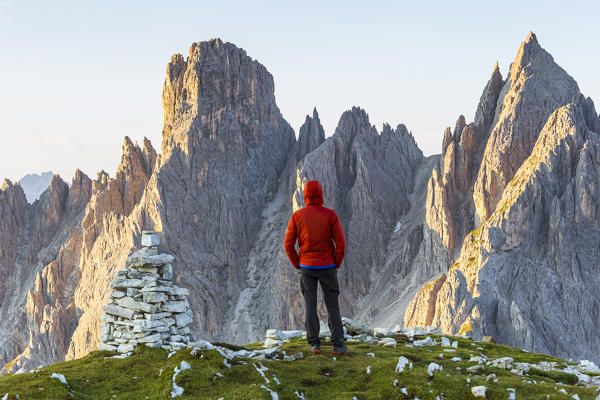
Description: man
xmin=284 ymin=180 xmax=348 ymax=355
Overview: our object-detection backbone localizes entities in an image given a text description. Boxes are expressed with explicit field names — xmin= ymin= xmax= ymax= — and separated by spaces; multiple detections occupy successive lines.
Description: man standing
xmin=284 ymin=180 xmax=348 ymax=355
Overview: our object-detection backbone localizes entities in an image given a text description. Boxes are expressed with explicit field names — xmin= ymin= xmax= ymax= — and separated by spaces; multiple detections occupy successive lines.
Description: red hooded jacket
xmin=284 ymin=180 xmax=346 ymax=268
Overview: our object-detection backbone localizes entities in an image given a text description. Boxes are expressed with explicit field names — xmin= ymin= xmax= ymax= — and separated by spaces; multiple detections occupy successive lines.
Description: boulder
xmin=426 ymin=326 xmax=443 ymax=335
xmin=319 ymin=320 xmax=331 ymax=338
xmin=342 ymin=317 xmax=374 ymax=336
xmin=413 ymin=337 xmax=435 ymax=347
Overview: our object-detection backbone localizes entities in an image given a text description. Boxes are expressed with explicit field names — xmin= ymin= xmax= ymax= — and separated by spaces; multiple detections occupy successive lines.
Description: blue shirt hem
xmin=299 ymin=264 xmax=336 ymax=270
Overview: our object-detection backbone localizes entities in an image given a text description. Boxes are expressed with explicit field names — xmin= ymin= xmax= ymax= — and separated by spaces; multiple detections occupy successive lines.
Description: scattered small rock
xmin=260 ymin=385 xmax=279 ymax=400
xmin=428 ymin=362 xmax=442 ymax=377
xmin=471 ymin=385 xmax=487 ymax=397
xmin=396 ymin=356 xmax=411 ymax=373
xmin=51 ymin=373 xmax=68 ymax=386
xmin=170 ymin=360 xmax=191 ymax=398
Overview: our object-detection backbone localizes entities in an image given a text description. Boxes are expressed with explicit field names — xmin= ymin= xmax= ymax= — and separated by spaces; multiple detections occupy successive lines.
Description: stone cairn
xmin=98 ymin=231 xmax=194 ymax=353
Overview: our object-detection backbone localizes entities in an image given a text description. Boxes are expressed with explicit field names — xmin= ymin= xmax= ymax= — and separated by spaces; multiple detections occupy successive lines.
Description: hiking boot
xmin=311 ymin=344 xmax=321 ymax=354
xmin=331 ymin=344 xmax=348 ymax=354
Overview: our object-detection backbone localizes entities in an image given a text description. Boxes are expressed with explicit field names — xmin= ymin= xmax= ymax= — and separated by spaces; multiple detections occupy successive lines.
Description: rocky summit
xmin=1 ymin=32 xmax=599 ymax=377
xmin=2 ymin=319 xmax=600 ymax=399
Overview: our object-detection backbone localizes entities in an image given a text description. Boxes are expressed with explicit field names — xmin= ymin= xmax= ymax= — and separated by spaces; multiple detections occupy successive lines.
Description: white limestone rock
xmin=471 ymin=386 xmax=487 ymax=397
xmin=51 ymin=373 xmax=68 ymax=385
xmin=413 ymin=337 xmax=435 ymax=347
xmin=103 ymin=304 xmax=135 ymax=320
xmin=127 ymin=248 xmax=174 ymax=268
xmin=163 ymin=301 xmax=187 ymax=313
xmin=342 ymin=317 xmax=374 ymax=336
xmin=141 ymin=232 xmax=160 ymax=247
xmin=396 ymin=356 xmax=411 ymax=373
xmin=266 ymin=329 xmax=304 ymax=340
xmin=143 ymin=292 xmax=168 ymax=304
xmin=319 ymin=321 xmax=331 ymax=338
xmin=117 ymin=297 xmax=158 ymax=314
xmin=427 ymin=362 xmax=442 ymax=376
xmin=99 ymin=343 xmax=117 ymax=352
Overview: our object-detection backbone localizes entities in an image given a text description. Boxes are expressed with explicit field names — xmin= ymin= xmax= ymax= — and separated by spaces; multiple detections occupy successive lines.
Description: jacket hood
xmin=304 ymin=180 xmax=324 ymax=206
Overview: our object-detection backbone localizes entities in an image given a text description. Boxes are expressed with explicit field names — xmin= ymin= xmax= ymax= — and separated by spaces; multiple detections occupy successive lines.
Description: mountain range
xmin=1 ymin=32 xmax=599 ymax=373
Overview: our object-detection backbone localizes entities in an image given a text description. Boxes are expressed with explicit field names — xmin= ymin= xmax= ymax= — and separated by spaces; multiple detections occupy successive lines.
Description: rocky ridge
xmin=1 ymin=33 xmax=599 ymax=373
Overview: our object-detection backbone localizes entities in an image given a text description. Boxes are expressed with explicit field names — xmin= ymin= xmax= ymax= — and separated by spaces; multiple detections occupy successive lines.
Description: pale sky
xmin=1 ymin=0 xmax=599 ymax=183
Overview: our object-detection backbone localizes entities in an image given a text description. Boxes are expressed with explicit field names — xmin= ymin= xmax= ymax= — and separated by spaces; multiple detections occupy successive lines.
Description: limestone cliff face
xmin=406 ymin=100 xmax=600 ymax=361
xmin=0 ymin=136 xmax=155 ymax=372
xmin=223 ymin=107 xmax=424 ymax=344
xmin=0 ymin=172 xmax=92 ymax=371
xmin=404 ymin=33 xmax=600 ymax=363
xmin=64 ymin=38 xmax=296 ymax=362
xmin=473 ymin=32 xmax=581 ymax=223
xmin=293 ymin=109 xmax=423 ymax=307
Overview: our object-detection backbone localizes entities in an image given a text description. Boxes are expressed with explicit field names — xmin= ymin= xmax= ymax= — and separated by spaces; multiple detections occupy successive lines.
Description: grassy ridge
xmin=0 ymin=334 xmax=597 ymax=399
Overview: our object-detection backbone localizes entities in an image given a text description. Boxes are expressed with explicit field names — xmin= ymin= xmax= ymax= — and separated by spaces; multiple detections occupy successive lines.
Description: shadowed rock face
xmin=2 ymin=33 xmax=600 ymax=371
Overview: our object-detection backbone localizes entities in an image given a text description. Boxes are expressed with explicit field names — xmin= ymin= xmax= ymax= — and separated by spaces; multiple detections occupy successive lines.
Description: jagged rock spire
xmin=293 ymin=107 xmax=325 ymax=162
xmin=473 ymin=31 xmax=581 ymax=221
xmin=474 ymin=62 xmax=504 ymax=133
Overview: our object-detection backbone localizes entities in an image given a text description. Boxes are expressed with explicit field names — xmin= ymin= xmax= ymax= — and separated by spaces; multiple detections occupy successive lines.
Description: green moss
xmin=0 ymin=337 xmax=595 ymax=399
xmin=211 ymin=342 xmax=250 ymax=351
xmin=528 ymin=368 xmax=579 ymax=385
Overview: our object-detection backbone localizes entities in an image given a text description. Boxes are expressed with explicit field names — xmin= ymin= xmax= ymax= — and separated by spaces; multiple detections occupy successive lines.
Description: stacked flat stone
xmin=98 ymin=231 xmax=194 ymax=353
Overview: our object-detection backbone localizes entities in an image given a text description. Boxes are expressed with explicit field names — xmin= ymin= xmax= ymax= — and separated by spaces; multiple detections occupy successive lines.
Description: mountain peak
xmin=294 ymin=108 xmax=326 ymax=161
xmin=161 ymin=38 xmax=281 ymax=150
xmin=1 ymin=178 xmax=13 ymax=191
xmin=492 ymin=61 xmax=500 ymax=74
xmin=525 ymin=31 xmax=538 ymax=45
xmin=512 ymin=31 xmax=545 ymax=71
xmin=474 ymin=31 xmax=580 ymax=221
xmin=331 ymin=107 xmax=377 ymax=147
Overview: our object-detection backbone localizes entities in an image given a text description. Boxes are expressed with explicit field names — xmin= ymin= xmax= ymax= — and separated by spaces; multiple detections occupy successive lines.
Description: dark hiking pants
xmin=299 ymin=267 xmax=344 ymax=347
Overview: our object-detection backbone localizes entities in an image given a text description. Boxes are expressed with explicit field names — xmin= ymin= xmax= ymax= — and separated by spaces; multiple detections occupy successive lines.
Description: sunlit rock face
xmin=473 ymin=32 xmax=581 ymax=223
xmin=405 ymin=33 xmax=600 ymax=363
xmin=2 ymin=33 xmax=600 ymax=371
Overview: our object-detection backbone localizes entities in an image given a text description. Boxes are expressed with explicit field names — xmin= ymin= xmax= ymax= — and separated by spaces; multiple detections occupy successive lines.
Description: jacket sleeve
xmin=331 ymin=212 xmax=346 ymax=268
xmin=284 ymin=214 xmax=300 ymax=268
